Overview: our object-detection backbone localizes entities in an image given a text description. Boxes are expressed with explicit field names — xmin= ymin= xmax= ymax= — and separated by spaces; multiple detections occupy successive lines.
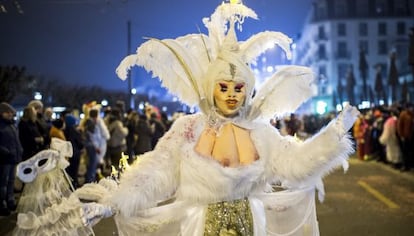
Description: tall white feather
xmin=138 ymin=39 xmax=200 ymax=106
xmin=240 ymin=31 xmax=293 ymax=63
xmin=203 ymin=2 xmax=258 ymax=55
xmin=175 ymin=34 xmax=212 ymax=66
xmin=116 ymin=36 xmax=207 ymax=107
xmin=174 ymin=34 xmax=212 ymax=100
xmin=116 ymin=54 xmax=139 ymax=81
xmin=248 ymin=66 xmax=315 ymax=119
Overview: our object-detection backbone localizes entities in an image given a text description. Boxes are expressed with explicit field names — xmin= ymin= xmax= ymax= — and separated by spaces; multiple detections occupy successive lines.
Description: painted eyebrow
xmin=235 ymin=83 xmax=245 ymax=89
xmin=219 ymin=82 xmax=228 ymax=88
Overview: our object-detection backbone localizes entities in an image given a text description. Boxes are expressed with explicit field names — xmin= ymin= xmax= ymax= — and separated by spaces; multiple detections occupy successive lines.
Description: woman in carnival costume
xmin=78 ymin=1 xmax=359 ymax=235
xmin=14 ymin=138 xmax=94 ymax=236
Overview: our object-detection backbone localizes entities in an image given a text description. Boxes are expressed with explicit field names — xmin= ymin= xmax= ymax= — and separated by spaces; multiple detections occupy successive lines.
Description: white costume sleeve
xmin=379 ymin=117 xmax=393 ymax=145
xmin=107 ymin=116 xmax=188 ymax=218
xmin=262 ymin=106 xmax=358 ymax=186
xmin=97 ymin=118 xmax=110 ymax=141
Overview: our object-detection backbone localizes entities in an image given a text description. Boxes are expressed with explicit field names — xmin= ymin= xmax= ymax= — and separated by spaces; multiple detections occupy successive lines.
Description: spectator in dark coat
xmin=64 ymin=114 xmax=84 ymax=188
xmin=18 ymin=106 xmax=44 ymax=161
xmin=0 ymin=102 xmax=23 ymax=216
xmin=125 ymin=111 xmax=139 ymax=164
xmin=160 ymin=112 xmax=172 ymax=132
xmin=28 ymin=100 xmax=50 ymax=149
xmin=134 ymin=114 xmax=153 ymax=155
xmin=285 ymin=113 xmax=301 ymax=136
xmin=149 ymin=112 xmax=166 ymax=149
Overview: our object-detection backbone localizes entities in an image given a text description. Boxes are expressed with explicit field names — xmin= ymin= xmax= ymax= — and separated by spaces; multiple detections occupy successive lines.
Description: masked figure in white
xmin=14 ymin=138 xmax=94 ymax=236
xmin=77 ymin=1 xmax=359 ymax=235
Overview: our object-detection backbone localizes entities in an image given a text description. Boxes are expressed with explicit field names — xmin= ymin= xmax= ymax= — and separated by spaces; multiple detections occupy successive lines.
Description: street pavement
xmin=316 ymin=157 xmax=414 ymax=235
xmin=1 ymin=156 xmax=413 ymax=235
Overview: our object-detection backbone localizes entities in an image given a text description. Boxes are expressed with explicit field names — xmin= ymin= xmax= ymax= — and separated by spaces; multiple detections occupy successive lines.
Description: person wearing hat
xmin=0 ymin=102 xmax=23 ymax=216
xmin=18 ymin=106 xmax=45 ymax=161
xmin=49 ymin=118 xmax=66 ymax=141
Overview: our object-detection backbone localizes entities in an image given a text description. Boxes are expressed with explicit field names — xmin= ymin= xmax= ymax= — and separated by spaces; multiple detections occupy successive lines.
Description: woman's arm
xmin=107 ymin=115 xmax=192 ymax=218
xmin=265 ymin=106 xmax=358 ymax=185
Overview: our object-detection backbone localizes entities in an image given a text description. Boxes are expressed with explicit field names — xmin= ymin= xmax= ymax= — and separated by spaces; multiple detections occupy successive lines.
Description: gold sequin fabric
xmin=204 ymin=198 xmax=254 ymax=236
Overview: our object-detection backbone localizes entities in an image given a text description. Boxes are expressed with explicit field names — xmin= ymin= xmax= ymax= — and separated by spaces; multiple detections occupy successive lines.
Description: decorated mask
xmin=17 ymin=138 xmax=73 ymax=183
xmin=213 ymin=79 xmax=246 ymax=117
xmin=17 ymin=150 xmax=60 ymax=183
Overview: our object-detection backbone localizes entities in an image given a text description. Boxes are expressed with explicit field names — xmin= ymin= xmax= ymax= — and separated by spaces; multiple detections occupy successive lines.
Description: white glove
xmin=336 ymin=105 xmax=360 ymax=136
xmin=80 ymin=202 xmax=115 ymax=227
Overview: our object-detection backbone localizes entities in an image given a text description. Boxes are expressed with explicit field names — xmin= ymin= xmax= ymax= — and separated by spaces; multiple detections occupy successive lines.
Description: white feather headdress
xmin=116 ymin=0 xmax=315 ymax=119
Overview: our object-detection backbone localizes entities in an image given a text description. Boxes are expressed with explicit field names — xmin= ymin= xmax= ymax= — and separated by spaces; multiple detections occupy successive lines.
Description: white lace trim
xmin=15 ymin=195 xmax=94 ymax=236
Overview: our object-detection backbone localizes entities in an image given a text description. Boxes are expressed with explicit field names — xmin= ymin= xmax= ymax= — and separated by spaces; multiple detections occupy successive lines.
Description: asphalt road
xmin=316 ymin=157 xmax=414 ymax=236
xmin=1 ymin=156 xmax=413 ymax=235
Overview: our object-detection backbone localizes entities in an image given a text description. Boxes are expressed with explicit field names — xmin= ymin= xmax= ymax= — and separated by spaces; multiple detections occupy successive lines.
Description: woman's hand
xmin=336 ymin=105 xmax=360 ymax=136
xmin=81 ymin=202 xmax=115 ymax=227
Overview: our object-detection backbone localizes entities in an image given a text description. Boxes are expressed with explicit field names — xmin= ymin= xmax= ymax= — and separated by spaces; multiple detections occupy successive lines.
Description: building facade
xmin=293 ymin=0 xmax=414 ymax=111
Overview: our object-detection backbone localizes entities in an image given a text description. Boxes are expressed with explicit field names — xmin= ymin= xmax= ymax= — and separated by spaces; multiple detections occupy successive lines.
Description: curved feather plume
xmin=116 ymin=33 xmax=212 ymax=106
xmin=174 ymin=34 xmax=212 ymax=77
xmin=196 ymin=25 xmax=212 ymax=63
xmin=240 ymin=31 xmax=293 ymax=63
xmin=248 ymin=66 xmax=315 ymax=120
xmin=203 ymin=1 xmax=257 ymax=54
xmin=139 ymin=38 xmax=204 ymax=106
xmin=116 ymin=54 xmax=139 ymax=81
xmin=116 ymin=36 xmax=206 ymax=107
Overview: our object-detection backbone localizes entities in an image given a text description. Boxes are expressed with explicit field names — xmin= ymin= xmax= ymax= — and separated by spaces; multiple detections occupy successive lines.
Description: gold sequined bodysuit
xmin=204 ymin=198 xmax=254 ymax=236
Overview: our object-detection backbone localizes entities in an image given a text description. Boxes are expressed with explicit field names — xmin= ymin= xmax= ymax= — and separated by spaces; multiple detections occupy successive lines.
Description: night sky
xmin=0 ymin=0 xmax=312 ymax=92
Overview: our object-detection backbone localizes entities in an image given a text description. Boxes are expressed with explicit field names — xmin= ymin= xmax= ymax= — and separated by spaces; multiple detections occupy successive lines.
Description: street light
xmin=101 ymin=99 xmax=109 ymax=106
xmin=34 ymin=92 xmax=42 ymax=100
xmin=316 ymin=100 xmax=327 ymax=115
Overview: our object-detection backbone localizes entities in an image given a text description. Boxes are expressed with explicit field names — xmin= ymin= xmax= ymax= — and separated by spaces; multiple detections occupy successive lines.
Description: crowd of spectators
xmin=353 ymin=103 xmax=413 ymax=171
xmin=0 ymin=99 xmax=179 ymax=216
xmin=1 ymin=99 xmax=413 ymax=217
xmin=277 ymin=103 xmax=414 ymax=172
